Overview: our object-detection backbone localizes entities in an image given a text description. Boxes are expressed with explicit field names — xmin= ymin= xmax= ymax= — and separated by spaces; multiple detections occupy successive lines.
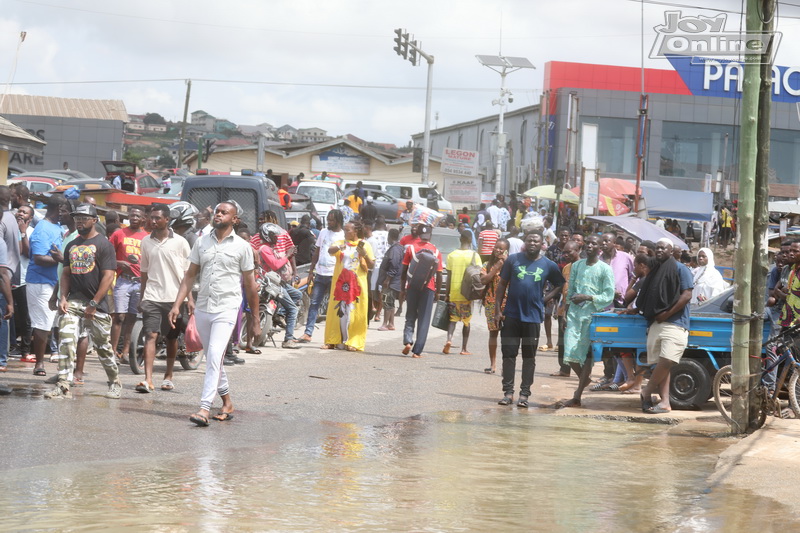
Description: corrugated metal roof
xmin=0 ymin=94 xmax=128 ymax=122
xmin=0 ymin=114 xmax=46 ymax=155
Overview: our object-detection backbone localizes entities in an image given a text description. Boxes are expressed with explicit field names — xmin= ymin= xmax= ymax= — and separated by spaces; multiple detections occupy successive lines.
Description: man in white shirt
xmin=298 ymin=209 xmax=345 ymax=343
xmin=486 ymin=200 xmax=502 ymax=228
xmin=506 ymin=226 xmax=524 ymax=255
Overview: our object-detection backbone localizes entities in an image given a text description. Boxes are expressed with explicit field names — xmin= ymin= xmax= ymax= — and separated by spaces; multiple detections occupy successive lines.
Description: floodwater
xmin=2 ymin=410 xmax=796 ymax=532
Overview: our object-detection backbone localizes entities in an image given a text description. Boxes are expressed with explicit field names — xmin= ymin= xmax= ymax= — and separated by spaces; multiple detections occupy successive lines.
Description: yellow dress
xmin=324 ymin=239 xmax=374 ymax=351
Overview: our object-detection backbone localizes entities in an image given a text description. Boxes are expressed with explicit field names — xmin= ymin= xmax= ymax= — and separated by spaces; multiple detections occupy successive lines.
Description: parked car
xmin=43 ymin=169 xmax=94 ymax=180
xmin=55 ymin=179 xmax=114 ymax=192
xmin=342 ymin=179 xmax=454 ymax=215
xmin=11 ymin=172 xmax=69 ymax=193
xmin=294 ymin=180 xmax=342 ymax=221
xmin=180 ymin=174 xmax=286 ymax=232
xmin=364 ymin=190 xmax=402 ymax=222
xmin=100 ymin=160 xmax=161 ymax=194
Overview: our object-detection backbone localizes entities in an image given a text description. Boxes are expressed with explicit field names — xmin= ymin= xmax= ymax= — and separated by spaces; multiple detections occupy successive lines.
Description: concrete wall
xmin=3 ymin=115 xmax=124 ymax=177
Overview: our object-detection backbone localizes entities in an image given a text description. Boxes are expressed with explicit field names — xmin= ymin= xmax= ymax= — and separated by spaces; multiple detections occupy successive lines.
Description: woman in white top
xmin=691 ymin=247 xmax=728 ymax=304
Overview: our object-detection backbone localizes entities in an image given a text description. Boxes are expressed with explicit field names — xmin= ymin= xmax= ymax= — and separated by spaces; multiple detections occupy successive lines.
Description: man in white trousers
xmin=169 ymin=201 xmax=261 ymax=426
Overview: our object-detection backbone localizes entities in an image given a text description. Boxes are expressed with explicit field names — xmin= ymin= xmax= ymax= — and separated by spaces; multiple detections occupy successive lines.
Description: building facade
xmin=0 ymin=95 xmax=127 ymax=177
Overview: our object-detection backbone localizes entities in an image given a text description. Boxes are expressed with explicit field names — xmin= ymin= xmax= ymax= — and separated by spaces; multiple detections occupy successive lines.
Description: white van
xmin=341 ymin=179 xmax=454 ymax=214
xmin=294 ymin=180 xmax=343 ymax=220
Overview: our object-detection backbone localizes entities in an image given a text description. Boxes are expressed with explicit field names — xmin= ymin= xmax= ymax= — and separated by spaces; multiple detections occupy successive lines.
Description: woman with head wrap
xmin=691 ymin=248 xmax=727 ymax=304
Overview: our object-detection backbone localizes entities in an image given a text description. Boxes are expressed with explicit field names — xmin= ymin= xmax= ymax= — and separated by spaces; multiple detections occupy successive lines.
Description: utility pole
xmin=749 ymin=0 xmax=776 ymax=430
xmin=731 ymin=0 xmax=766 ymax=433
xmin=178 ymin=79 xmax=191 ymax=169
xmin=392 ymin=28 xmax=434 ymax=184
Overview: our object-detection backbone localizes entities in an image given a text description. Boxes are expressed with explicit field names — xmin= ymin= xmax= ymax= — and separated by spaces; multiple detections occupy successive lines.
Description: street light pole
xmin=476 ymin=55 xmax=535 ymax=196
xmin=421 ymin=54 xmax=434 ymax=184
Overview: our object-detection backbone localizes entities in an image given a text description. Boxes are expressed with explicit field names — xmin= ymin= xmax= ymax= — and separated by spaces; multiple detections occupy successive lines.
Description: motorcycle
xmin=128 ymin=312 xmax=204 ymax=375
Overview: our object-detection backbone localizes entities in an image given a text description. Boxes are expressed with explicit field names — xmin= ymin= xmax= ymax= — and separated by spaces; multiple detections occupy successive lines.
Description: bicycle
xmin=713 ymin=323 xmax=800 ymax=429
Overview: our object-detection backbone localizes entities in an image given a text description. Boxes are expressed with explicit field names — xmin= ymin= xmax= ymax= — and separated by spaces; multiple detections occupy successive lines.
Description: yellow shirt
xmin=347 ymin=194 xmax=363 ymax=214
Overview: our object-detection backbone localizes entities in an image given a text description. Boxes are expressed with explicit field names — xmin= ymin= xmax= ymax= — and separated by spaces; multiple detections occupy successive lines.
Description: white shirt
xmin=507 ymin=237 xmax=524 ymax=255
xmin=314 ymin=228 xmax=345 ymax=276
xmin=367 ymin=230 xmax=389 ymax=270
xmin=486 ymin=205 xmax=501 ymax=227
xmin=189 ymin=231 xmax=254 ymax=313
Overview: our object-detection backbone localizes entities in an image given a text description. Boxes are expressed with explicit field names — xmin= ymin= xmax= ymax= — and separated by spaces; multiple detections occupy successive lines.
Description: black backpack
xmin=407 ymin=246 xmax=438 ymax=291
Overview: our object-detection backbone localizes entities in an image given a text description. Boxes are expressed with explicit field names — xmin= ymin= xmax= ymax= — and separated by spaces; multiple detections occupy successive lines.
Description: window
xmin=660 ymin=122 xmax=736 ymax=181
xmin=580 ymin=116 xmax=639 ymax=175
xmin=385 ymin=186 xmax=412 ymax=199
xmin=298 ymin=185 xmax=336 ymax=204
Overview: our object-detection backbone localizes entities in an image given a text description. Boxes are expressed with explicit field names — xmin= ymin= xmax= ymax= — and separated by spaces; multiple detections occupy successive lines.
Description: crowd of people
xmin=0 ymin=180 xmax=749 ymax=422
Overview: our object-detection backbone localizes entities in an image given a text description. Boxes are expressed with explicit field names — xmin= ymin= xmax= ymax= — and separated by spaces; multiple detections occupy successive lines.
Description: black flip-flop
xmin=33 ymin=368 xmax=46 ymax=377
xmin=245 ymin=349 xmax=261 ymax=355
xmin=189 ymin=414 xmax=209 ymax=427
xmin=212 ymin=412 xmax=234 ymax=421
xmin=484 ymin=368 xmax=495 ymax=374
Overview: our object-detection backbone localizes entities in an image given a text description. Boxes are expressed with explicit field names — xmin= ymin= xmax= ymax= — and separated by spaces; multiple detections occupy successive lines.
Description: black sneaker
xmin=498 ymin=394 xmax=513 ymax=406
xmin=517 ymin=396 xmax=529 ymax=408
xmin=223 ymin=357 xmax=235 ymax=366
xmin=225 ymin=355 xmax=245 ymax=365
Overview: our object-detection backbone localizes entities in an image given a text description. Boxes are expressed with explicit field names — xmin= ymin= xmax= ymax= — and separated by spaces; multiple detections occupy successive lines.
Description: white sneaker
xmin=105 ymin=381 xmax=122 ymax=399
xmin=44 ymin=385 xmax=72 ymax=400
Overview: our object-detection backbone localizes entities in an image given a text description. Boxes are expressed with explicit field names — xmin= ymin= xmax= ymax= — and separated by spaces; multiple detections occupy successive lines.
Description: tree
xmin=143 ymin=112 xmax=166 ymax=125
xmin=123 ymin=149 xmax=145 ymax=169
xmin=157 ymin=154 xmax=177 ymax=168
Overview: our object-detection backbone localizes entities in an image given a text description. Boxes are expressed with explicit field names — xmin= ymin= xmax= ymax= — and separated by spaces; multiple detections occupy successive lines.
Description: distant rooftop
xmin=0 ymin=94 xmax=128 ymax=122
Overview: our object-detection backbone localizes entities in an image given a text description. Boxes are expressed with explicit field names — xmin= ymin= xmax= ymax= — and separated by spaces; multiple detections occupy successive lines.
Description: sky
xmin=3 ymin=0 xmax=800 ymax=147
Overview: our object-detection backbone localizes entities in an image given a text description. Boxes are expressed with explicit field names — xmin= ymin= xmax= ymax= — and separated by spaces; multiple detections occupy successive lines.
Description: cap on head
xmin=657 ymin=237 xmax=673 ymax=247
xmin=419 ymin=224 xmax=432 ymax=241
xmin=71 ymin=203 xmax=97 ymax=217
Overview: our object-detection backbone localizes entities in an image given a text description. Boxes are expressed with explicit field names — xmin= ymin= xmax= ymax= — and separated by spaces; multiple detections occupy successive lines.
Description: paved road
xmin=0 ymin=311 xmax=727 ymax=472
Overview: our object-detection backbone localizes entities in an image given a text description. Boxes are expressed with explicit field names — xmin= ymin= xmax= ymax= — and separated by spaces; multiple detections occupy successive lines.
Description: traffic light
xmin=393 ymin=28 xmax=404 ymax=57
xmin=554 ymin=169 xmax=565 ymax=195
xmin=409 ymin=41 xmax=418 ymax=66
xmin=412 ymin=147 xmax=423 ymax=173
xmin=202 ymin=139 xmax=216 ymax=163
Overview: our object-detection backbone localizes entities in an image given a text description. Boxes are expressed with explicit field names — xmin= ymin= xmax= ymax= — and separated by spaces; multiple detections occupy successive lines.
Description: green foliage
xmin=143 ymin=112 xmax=167 ymax=125
xmin=123 ymin=149 xmax=145 ymax=168
xmin=157 ymin=154 xmax=177 ymax=168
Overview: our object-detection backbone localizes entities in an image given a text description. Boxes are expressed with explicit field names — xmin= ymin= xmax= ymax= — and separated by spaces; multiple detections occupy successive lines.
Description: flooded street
xmin=3 ymin=409 xmax=797 ymax=532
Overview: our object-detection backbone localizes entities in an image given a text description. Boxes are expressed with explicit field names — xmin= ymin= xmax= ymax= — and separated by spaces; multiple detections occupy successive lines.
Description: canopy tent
xmin=642 ymin=187 xmax=713 ymax=222
xmin=587 ymin=215 xmax=688 ymax=250
xmin=522 ymin=185 xmax=580 ymax=203
xmin=768 ymin=201 xmax=800 ymax=215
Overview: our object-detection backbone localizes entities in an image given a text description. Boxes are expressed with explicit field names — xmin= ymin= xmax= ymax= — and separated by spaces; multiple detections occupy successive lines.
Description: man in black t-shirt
xmin=289 ymin=215 xmax=315 ymax=266
xmin=44 ymin=203 xmax=120 ymax=400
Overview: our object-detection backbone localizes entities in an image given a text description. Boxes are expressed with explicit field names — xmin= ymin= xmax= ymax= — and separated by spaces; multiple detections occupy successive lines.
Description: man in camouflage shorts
xmin=45 ymin=204 xmax=120 ymax=400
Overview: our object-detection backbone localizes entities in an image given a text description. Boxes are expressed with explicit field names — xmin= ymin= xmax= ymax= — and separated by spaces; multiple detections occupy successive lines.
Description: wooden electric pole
xmin=731 ymin=0 xmax=777 ymax=433
xmin=178 ymin=79 xmax=192 ymax=169
xmin=749 ymin=0 xmax=776 ymax=430
xmin=731 ymin=0 xmax=761 ymax=433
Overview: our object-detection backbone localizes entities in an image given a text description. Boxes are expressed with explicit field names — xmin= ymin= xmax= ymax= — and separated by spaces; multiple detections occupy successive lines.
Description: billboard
xmin=441 ymin=147 xmax=479 ymax=177
xmin=444 ymin=177 xmax=481 ymax=204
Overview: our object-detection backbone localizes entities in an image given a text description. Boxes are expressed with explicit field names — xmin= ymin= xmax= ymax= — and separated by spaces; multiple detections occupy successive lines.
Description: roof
xmin=0 ymin=94 xmax=127 ymax=121
xmin=0 ymin=114 xmax=46 ymax=155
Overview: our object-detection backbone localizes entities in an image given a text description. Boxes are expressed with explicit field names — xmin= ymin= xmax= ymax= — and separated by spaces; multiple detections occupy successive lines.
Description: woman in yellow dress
xmin=322 ymin=221 xmax=374 ymax=351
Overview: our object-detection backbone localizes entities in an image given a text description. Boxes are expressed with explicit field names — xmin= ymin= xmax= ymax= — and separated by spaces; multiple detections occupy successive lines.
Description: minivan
xmin=341 ymin=179 xmax=454 ymax=215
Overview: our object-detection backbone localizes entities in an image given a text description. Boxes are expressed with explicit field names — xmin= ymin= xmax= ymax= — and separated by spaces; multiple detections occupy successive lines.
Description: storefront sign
xmin=441 ymin=147 xmax=479 ymax=177
xmin=311 ymin=146 xmax=370 ymax=174
xmin=444 ymin=177 xmax=481 ymax=204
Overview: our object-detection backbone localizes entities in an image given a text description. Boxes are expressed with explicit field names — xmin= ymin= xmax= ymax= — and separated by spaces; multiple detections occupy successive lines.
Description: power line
xmin=7 ymin=77 xmax=539 ymax=92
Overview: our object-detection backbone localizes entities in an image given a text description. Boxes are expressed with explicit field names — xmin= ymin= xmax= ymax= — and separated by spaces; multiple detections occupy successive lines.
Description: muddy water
xmin=2 ymin=410 xmax=796 ymax=532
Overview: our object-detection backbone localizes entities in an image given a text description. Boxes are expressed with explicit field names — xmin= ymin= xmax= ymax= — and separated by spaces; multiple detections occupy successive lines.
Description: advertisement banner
xmin=445 ymin=177 xmax=481 ymax=204
xmin=441 ymin=147 xmax=479 ymax=177
xmin=311 ymin=146 xmax=370 ymax=174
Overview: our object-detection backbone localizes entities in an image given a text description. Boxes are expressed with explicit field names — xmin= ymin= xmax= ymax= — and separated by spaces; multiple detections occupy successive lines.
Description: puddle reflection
xmin=2 ymin=410 xmax=796 ymax=532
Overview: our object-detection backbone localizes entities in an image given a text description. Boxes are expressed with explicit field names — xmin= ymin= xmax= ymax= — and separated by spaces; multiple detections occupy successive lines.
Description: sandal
xmin=33 ymin=367 xmax=47 ymax=377
xmin=161 ymin=380 xmax=174 ymax=391
xmin=212 ymin=412 xmax=234 ymax=421
xmin=484 ymin=368 xmax=496 ymax=374
xmin=21 ymin=354 xmax=37 ymax=363
xmin=443 ymin=341 xmax=452 ymax=354
xmin=320 ymin=344 xmax=334 ymax=350
xmin=189 ymin=413 xmax=209 ymax=427
xmin=245 ymin=348 xmax=262 ymax=355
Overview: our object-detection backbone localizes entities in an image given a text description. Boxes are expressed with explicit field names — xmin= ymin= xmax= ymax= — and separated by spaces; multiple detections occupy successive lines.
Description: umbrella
xmin=598 ymin=194 xmax=630 ymax=216
xmin=587 ymin=215 xmax=687 ymax=250
xmin=522 ymin=185 xmax=579 ymax=203
xmin=600 ymin=177 xmax=641 ymax=197
xmin=568 ymin=186 xmax=630 ymax=215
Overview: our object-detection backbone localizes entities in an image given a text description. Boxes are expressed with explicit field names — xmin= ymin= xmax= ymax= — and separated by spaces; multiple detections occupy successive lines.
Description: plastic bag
xmin=184 ymin=314 xmax=203 ymax=353
xmin=410 ymin=204 xmax=445 ymax=227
